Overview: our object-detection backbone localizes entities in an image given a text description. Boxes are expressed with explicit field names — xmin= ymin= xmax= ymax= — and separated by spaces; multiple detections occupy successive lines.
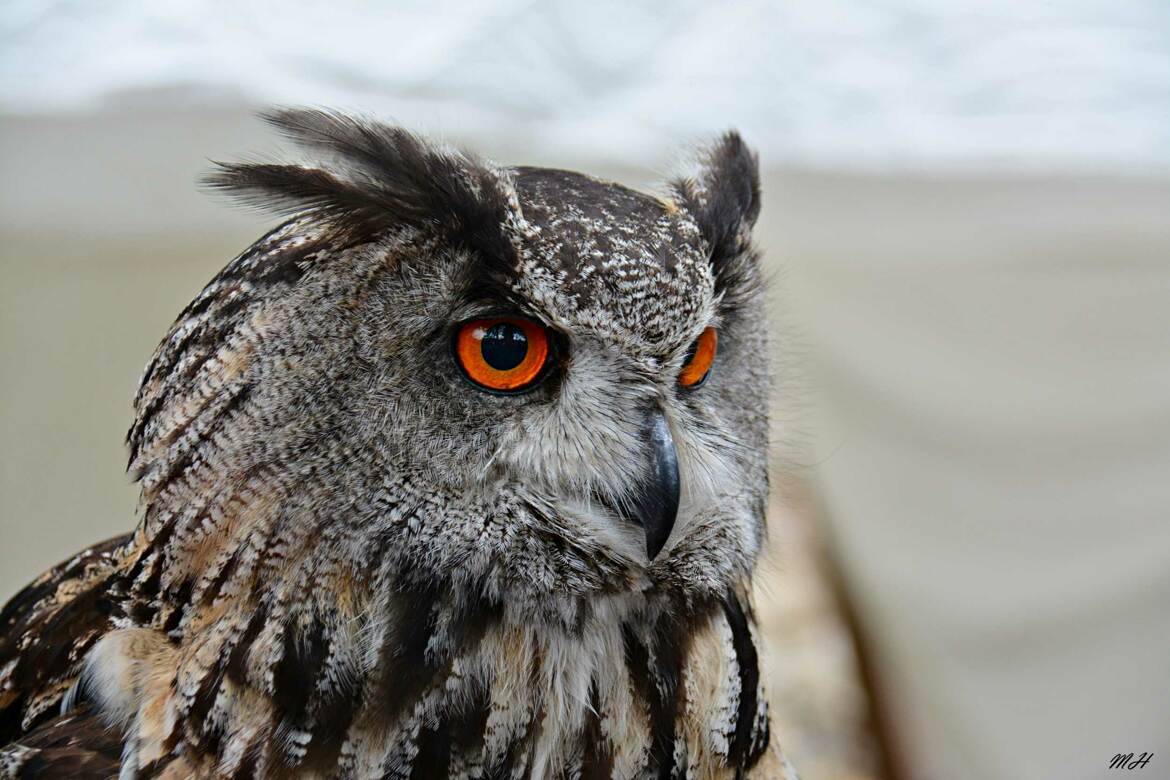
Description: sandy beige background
xmin=3 ymin=110 xmax=1169 ymax=780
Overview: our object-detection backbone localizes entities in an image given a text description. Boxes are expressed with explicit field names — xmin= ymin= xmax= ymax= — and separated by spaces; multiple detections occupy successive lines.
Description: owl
xmin=0 ymin=110 xmax=797 ymax=779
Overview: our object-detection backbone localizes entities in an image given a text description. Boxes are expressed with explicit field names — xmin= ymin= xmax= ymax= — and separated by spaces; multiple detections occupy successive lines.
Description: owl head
xmin=127 ymin=109 xmax=768 ymax=624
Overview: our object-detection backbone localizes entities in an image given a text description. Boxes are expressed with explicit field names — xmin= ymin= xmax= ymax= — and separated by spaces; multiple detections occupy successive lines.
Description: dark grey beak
xmin=631 ymin=409 xmax=680 ymax=560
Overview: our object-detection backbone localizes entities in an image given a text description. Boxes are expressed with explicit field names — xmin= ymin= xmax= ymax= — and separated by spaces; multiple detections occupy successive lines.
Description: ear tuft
xmin=204 ymin=108 xmax=523 ymax=264
xmin=670 ymin=132 xmax=761 ymax=267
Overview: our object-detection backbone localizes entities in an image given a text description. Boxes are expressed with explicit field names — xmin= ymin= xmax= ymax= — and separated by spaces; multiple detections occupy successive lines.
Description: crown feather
xmin=670 ymin=131 xmax=761 ymax=266
xmin=205 ymin=108 xmax=521 ymax=263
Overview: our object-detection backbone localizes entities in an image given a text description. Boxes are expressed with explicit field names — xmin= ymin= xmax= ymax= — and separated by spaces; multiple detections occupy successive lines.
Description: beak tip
xmin=646 ymin=530 xmax=670 ymax=561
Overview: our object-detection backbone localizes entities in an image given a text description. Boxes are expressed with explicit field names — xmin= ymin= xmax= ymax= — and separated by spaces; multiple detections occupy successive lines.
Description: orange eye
xmin=455 ymin=317 xmax=551 ymax=393
xmin=679 ymin=327 xmax=717 ymax=387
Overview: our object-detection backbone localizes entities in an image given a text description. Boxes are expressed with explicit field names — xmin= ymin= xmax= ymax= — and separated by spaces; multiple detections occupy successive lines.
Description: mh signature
xmin=1110 ymin=753 xmax=1154 ymax=771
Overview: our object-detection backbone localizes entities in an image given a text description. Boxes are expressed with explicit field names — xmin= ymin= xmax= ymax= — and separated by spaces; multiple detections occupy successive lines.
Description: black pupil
xmin=481 ymin=323 xmax=528 ymax=371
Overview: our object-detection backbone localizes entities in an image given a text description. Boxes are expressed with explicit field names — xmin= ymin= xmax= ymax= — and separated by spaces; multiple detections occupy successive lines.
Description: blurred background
xmin=2 ymin=2 xmax=1169 ymax=778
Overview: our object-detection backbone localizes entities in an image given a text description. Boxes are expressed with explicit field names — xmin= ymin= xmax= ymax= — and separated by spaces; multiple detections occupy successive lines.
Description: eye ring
xmin=454 ymin=317 xmax=553 ymax=394
xmin=679 ymin=327 xmax=717 ymax=388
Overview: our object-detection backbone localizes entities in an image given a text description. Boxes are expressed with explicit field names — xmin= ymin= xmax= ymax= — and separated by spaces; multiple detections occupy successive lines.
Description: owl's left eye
xmin=679 ymin=327 xmax=718 ymax=388
xmin=454 ymin=317 xmax=552 ymax=393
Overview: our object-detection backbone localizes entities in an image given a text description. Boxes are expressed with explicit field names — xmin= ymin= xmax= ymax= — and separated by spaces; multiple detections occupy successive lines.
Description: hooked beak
xmin=629 ymin=408 xmax=680 ymax=560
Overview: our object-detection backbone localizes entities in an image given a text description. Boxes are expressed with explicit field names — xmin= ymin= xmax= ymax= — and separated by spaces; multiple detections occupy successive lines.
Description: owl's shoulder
xmin=0 ymin=705 xmax=122 ymax=779
xmin=0 ymin=535 xmax=131 ymax=748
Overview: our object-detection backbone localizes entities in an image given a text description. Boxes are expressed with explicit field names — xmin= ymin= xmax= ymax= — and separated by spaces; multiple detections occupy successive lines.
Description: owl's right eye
xmin=454 ymin=317 xmax=552 ymax=393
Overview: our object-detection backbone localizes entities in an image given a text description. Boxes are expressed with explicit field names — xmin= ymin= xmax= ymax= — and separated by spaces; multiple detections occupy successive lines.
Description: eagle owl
xmin=0 ymin=110 xmax=797 ymax=779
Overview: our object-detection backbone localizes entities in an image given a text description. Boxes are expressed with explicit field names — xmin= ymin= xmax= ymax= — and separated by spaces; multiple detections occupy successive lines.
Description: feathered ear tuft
xmin=669 ymin=132 xmax=761 ymax=269
xmin=204 ymin=108 xmax=522 ymax=263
